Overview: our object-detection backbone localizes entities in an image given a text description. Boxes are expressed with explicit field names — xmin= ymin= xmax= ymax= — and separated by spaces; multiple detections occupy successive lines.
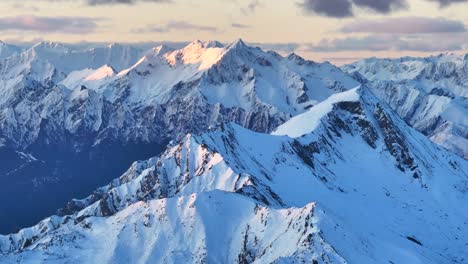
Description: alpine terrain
xmin=343 ymin=54 xmax=468 ymax=159
xmin=0 ymin=40 xmax=359 ymax=233
xmin=1 ymin=86 xmax=466 ymax=263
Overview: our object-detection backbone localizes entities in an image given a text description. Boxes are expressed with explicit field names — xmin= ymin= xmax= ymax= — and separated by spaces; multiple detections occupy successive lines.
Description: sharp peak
xmin=32 ymin=41 xmax=64 ymax=48
xmin=152 ymin=44 xmax=173 ymax=54
xmin=185 ymin=40 xmax=224 ymax=49
xmin=227 ymin=38 xmax=248 ymax=49
xmin=97 ymin=64 xmax=117 ymax=72
xmin=287 ymin=52 xmax=306 ymax=61
xmin=272 ymin=85 xmax=378 ymax=138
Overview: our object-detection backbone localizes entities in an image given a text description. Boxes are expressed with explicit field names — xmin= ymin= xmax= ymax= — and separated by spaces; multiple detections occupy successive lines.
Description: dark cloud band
xmin=341 ymin=17 xmax=466 ymax=34
xmin=300 ymin=0 xmax=468 ymax=17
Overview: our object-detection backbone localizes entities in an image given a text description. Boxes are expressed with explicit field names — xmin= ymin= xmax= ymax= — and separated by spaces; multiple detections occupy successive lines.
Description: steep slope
xmin=0 ymin=40 xmax=359 ymax=233
xmin=2 ymin=87 xmax=466 ymax=263
xmin=343 ymin=54 xmax=468 ymax=158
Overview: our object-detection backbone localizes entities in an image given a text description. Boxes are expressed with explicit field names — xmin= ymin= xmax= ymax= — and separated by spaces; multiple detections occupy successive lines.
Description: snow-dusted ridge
xmin=273 ymin=87 xmax=361 ymax=138
xmin=1 ymin=87 xmax=466 ymax=263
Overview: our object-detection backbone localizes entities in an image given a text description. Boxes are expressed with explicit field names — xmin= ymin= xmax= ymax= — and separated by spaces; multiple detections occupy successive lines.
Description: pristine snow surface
xmin=1 ymin=87 xmax=466 ymax=264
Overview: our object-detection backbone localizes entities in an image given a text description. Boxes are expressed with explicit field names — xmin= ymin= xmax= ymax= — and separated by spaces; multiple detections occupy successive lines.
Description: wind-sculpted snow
xmin=2 ymin=87 xmax=466 ymax=263
xmin=343 ymin=54 xmax=468 ymax=158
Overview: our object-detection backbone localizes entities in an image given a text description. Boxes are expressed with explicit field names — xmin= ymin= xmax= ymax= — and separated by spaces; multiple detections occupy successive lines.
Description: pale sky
xmin=1 ymin=0 xmax=467 ymax=64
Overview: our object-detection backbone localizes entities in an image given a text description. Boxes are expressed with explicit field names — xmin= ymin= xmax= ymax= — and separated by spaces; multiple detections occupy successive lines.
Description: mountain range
xmin=1 ymin=86 xmax=466 ymax=263
xmin=0 ymin=39 xmax=466 ymax=263
xmin=0 ymin=39 xmax=359 ymax=233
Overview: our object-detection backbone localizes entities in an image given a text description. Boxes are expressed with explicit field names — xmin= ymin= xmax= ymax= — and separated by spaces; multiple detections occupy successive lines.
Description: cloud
xmin=231 ymin=23 xmax=251 ymax=28
xmin=352 ymin=0 xmax=407 ymax=13
xmin=307 ymin=33 xmax=467 ymax=52
xmin=298 ymin=0 xmax=406 ymax=17
xmin=7 ymin=0 xmax=171 ymax=6
xmin=86 ymin=0 xmax=171 ymax=5
xmin=134 ymin=21 xmax=219 ymax=33
xmin=341 ymin=17 xmax=466 ymax=34
xmin=426 ymin=0 xmax=468 ymax=6
xmin=241 ymin=0 xmax=262 ymax=15
xmin=0 ymin=15 xmax=101 ymax=34
xmin=298 ymin=0 xmax=466 ymax=17
xmin=299 ymin=0 xmax=353 ymax=17
xmin=11 ymin=3 xmax=40 ymax=12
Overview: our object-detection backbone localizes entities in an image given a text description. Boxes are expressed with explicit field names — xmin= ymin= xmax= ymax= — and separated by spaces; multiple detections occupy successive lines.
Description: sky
xmin=0 ymin=0 xmax=467 ymax=64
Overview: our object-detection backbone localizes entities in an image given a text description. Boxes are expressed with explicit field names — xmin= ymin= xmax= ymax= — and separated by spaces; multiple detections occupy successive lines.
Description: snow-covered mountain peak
xmin=86 ymin=64 xmax=117 ymax=80
xmin=164 ymin=40 xmax=225 ymax=70
xmin=203 ymin=40 xmax=224 ymax=48
xmin=287 ymin=52 xmax=310 ymax=64
xmin=149 ymin=44 xmax=173 ymax=56
xmin=228 ymin=38 xmax=247 ymax=48
xmin=60 ymin=65 xmax=117 ymax=91
xmin=272 ymin=86 xmax=362 ymax=138
xmin=31 ymin=41 xmax=68 ymax=54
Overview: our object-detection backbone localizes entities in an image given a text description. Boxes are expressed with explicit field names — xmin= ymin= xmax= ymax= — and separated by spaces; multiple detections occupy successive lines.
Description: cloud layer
xmin=299 ymin=0 xmax=467 ymax=17
xmin=427 ymin=0 xmax=468 ymax=6
xmin=134 ymin=21 xmax=218 ymax=33
xmin=0 ymin=15 xmax=100 ymax=34
xmin=341 ymin=17 xmax=466 ymax=34
xmin=307 ymin=34 xmax=467 ymax=52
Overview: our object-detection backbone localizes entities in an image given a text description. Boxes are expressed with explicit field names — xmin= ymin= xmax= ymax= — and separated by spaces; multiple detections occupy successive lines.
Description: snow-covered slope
xmin=2 ymin=87 xmax=466 ymax=263
xmin=343 ymin=54 xmax=468 ymax=158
